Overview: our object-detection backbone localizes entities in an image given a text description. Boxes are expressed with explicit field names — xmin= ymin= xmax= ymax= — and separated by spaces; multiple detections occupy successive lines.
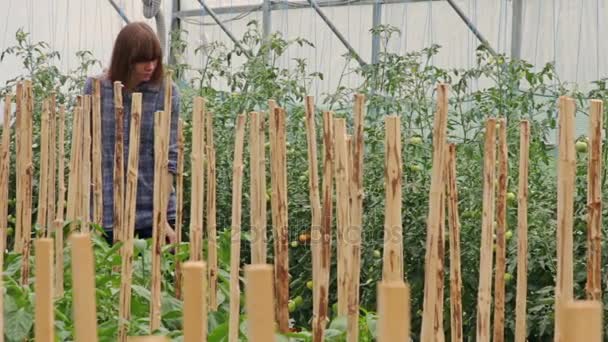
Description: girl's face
xmin=133 ymin=59 xmax=158 ymax=83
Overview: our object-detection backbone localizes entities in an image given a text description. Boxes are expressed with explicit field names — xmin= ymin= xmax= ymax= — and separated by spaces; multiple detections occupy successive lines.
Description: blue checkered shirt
xmin=84 ymin=76 xmax=178 ymax=232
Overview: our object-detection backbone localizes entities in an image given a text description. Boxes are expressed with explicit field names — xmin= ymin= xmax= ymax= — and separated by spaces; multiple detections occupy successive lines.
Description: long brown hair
xmin=108 ymin=22 xmax=164 ymax=85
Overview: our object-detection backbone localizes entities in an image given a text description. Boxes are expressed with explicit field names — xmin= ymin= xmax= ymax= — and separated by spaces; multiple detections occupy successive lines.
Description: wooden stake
xmin=118 ymin=93 xmax=144 ymax=342
xmin=206 ymin=111 xmax=218 ymax=311
xmin=446 ymin=144 xmax=463 ymax=342
xmin=586 ymin=100 xmax=603 ymax=300
xmin=92 ymin=79 xmax=103 ymax=225
xmin=333 ymin=119 xmax=350 ymax=317
xmin=37 ymin=100 xmax=50 ymax=233
xmin=1 ymin=95 xmax=12 ymax=253
xmin=245 ymin=264 xmax=276 ymax=342
xmin=434 ymin=180 xmax=445 ymax=342
xmin=70 ymin=233 xmax=98 ymax=342
xmin=420 ymin=84 xmax=449 ymax=341
xmin=66 ymin=106 xmax=83 ymax=234
xmin=514 ymin=120 xmax=530 ymax=342
xmin=183 ymin=261 xmax=208 ymax=342
xmin=47 ymin=95 xmax=57 ymax=236
xmin=81 ymin=95 xmax=92 ymax=231
xmin=14 ymin=83 xmax=24 ymax=252
xmin=55 ymin=104 xmax=66 ymax=298
xmin=378 ymin=281 xmax=410 ymax=342
xmin=113 ymin=81 xmax=125 ymax=244
xmin=269 ymin=106 xmax=290 ymax=332
xmin=228 ymin=114 xmax=247 ymax=342
xmin=493 ymin=118 xmax=508 ymax=342
xmin=560 ymin=300 xmax=602 ymax=342
xmin=555 ymin=96 xmax=575 ymax=342
xmin=250 ymin=111 xmax=267 ymax=264
xmin=174 ymin=119 xmax=185 ymax=299
xmin=383 ymin=115 xmax=403 ymax=281
xmin=313 ymin=110 xmax=334 ymax=342
xmin=34 ymin=238 xmax=54 ymax=342
xmin=474 ymin=118 xmax=497 ymax=342
xmin=189 ymin=97 xmax=205 ymax=261
xmin=127 ymin=337 xmax=169 ymax=342
xmin=19 ymin=80 xmax=34 ymax=285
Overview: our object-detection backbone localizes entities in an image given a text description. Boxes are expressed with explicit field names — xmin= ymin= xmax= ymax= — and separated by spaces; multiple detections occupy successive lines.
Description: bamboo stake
xmin=555 ymin=96 xmax=576 ymax=342
xmin=54 ymin=104 xmax=66 ymax=298
xmin=206 ymin=111 xmax=218 ymax=311
xmin=446 ymin=144 xmax=463 ymax=342
xmin=514 ymin=120 xmax=530 ymax=342
xmin=493 ymin=118 xmax=508 ymax=342
xmin=304 ymin=96 xmax=323 ymax=334
xmin=473 ymin=118 xmax=497 ymax=342
xmin=313 ymin=110 xmax=334 ymax=342
xmin=92 ymin=80 xmax=103 ymax=225
xmin=560 ymin=300 xmax=602 ymax=342
xmin=245 ymin=264 xmax=276 ymax=342
xmin=34 ymin=238 xmax=54 ymax=342
xmin=333 ymin=119 xmax=350 ymax=317
xmin=174 ymin=119 xmax=185 ymax=299
xmin=127 ymin=337 xmax=169 ymax=342
xmin=81 ymin=95 xmax=92 ymax=231
xmin=47 ymin=95 xmax=57 ymax=235
xmin=586 ymin=100 xmax=603 ymax=300
xmin=250 ymin=111 xmax=267 ymax=264
xmin=189 ymin=97 xmax=205 ymax=261
xmin=1 ymin=95 xmax=12 ymax=252
xmin=14 ymin=83 xmax=24 ymax=253
xmin=420 ymin=84 xmax=449 ymax=341
xmin=150 ymin=108 xmax=171 ymax=331
xmin=37 ymin=100 xmax=50 ymax=233
xmin=118 ymin=93 xmax=144 ymax=342
xmin=269 ymin=106 xmax=290 ymax=332
xmin=183 ymin=261 xmax=208 ymax=342
xmin=20 ymin=80 xmax=34 ymax=285
xmin=228 ymin=114 xmax=247 ymax=342
xmin=66 ymin=106 xmax=83 ymax=234
xmin=382 ymin=115 xmax=403 ymax=281
xmin=378 ymin=281 xmax=410 ymax=342
xmin=70 ymin=233 xmax=98 ymax=342
xmin=113 ymin=81 xmax=125 ymax=244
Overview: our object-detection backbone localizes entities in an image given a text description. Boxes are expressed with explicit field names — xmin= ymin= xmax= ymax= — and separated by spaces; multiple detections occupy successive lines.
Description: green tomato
xmin=294 ymin=295 xmax=303 ymax=307
xmin=505 ymin=230 xmax=513 ymax=241
xmin=409 ymin=136 xmax=423 ymax=145
xmin=306 ymin=280 xmax=313 ymax=290
xmin=288 ymin=300 xmax=296 ymax=313
xmin=373 ymin=250 xmax=381 ymax=258
xmin=410 ymin=164 xmax=423 ymax=172
xmin=507 ymin=192 xmax=516 ymax=202
xmin=576 ymin=140 xmax=588 ymax=153
xmin=504 ymin=272 xmax=513 ymax=283
xmin=6 ymin=227 xmax=14 ymax=236
xmin=291 ymin=241 xmax=299 ymax=248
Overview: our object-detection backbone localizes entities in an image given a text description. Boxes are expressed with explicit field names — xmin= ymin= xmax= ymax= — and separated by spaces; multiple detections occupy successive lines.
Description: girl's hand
xmin=165 ymin=221 xmax=177 ymax=245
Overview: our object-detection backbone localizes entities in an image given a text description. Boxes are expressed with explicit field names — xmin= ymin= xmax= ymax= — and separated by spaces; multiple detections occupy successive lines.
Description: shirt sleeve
xmin=83 ymin=77 xmax=93 ymax=96
xmin=167 ymin=83 xmax=180 ymax=174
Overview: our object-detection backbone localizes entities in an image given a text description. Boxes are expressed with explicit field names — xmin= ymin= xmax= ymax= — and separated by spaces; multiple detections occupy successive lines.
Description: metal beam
xmin=371 ymin=1 xmax=382 ymax=64
xmin=445 ymin=0 xmax=497 ymax=57
xmin=106 ymin=0 xmax=130 ymax=24
xmin=169 ymin=0 xmax=181 ymax=66
xmin=196 ymin=0 xmax=253 ymax=58
xmin=262 ymin=0 xmax=271 ymax=41
xmin=511 ymin=0 xmax=523 ymax=59
xmin=307 ymin=0 xmax=367 ymax=66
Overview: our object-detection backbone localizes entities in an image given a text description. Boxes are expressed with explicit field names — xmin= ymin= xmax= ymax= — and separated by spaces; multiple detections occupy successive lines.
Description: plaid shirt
xmin=84 ymin=76 xmax=178 ymax=232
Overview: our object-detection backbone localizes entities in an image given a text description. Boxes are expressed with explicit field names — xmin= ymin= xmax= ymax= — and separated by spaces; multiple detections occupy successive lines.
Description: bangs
xmin=130 ymin=34 xmax=162 ymax=63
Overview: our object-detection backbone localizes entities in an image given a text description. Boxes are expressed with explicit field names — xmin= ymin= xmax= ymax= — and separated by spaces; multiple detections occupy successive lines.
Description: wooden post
xmin=174 ymin=119 xmax=185 ymax=299
xmin=245 ymin=264 xmax=276 ymax=342
xmin=189 ymin=97 xmax=205 ymax=261
xmin=34 ymin=238 xmax=54 ymax=342
xmin=514 ymin=120 xmax=530 ymax=342
xmin=183 ymin=261 xmax=207 ymax=342
xmin=555 ymin=96 xmax=575 ymax=342
xmin=446 ymin=144 xmax=463 ymax=342
xmin=382 ymin=115 xmax=403 ymax=281
xmin=47 ymin=95 xmax=56 ymax=236
xmin=434 ymin=181 xmax=445 ymax=342
xmin=333 ymin=119 xmax=350 ymax=317
xmin=1 ymin=95 xmax=12 ymax=252
xmin=378 ymin=281 xmax=410 ymax=342
xmin=228 ymin=114 xmax=247 ymax=342
xmin=70 ymin=233 xmax=98 ymax=342
xmin=474 ymin=118 xmax=497 ymax=342
xmin=37 ymin=100 xmax=51 ymax=234
xmin=127 ymin=337 xmax=169 ymax=342
xmin=250 ymin=111 xmax=267 ymax=264
xmin=420 ymin=84 xmax=449 ymax=341
xmin=113 ymin=81 xmax=125 ymax=245
xmin=14 ymin=83 xmax=24 ymax=252
xmin=493 ymin=118 xmax=508 ymax=342
xmin=92 ymin=79 xmax=103 ymax=225
xmin=118 ymin=93 xmax=143 ymax=342
xmin=269 ymin=106 xmax=290 ymax=332
xmin=19 ymin=80 xmax=34 ymax=285
xmin=66 ymin=106 xmax=83 ymax=234
xmin=55 ymin=104 xmax=66 ymax=297
xmin=586 ymin=100 xmax=603 ymax=300
xmin=560 ymin=300 xmax=602 ymax=342
xmin=81 ymin=95 xmax=92 ymax=231
xmin=206 ymin=111 xmax=218 ymax=311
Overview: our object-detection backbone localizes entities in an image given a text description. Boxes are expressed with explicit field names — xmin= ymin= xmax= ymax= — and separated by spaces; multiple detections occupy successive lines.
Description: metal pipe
xmin=371 ymin=1 xmax=382 ymax=64
xmin=106 ymin=0 xmax=130 ymax=24
xmin=307 ymin=0 xmax=367 ymax=66
xmin=262 ymin=0 xmax=272 ymax=41
xmin=196 ymin=0 xmax=253 ymax=58
xmin=511 ymin=0 xmax=523 ymax=59
xmin=445 ymin=0 xmax=497 ymax=57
